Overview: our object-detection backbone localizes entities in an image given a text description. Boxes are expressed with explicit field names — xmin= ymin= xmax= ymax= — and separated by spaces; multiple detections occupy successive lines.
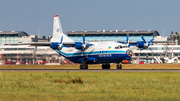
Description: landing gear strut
xmin=116 ymin=63 xmax=122 ymax=69
xmin=102 ymin=63 xmax=110 ymax=69
xmin=80 ymin=64 xmax=88 ymax=69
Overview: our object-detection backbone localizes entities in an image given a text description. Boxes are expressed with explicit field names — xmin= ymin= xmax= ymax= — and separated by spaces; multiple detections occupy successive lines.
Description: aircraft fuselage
xmin=53 ymin=41 xmax=132 ymax=64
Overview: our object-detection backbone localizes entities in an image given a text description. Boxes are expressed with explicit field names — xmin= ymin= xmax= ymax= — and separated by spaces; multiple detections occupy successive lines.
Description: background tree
xmin=171 ymin=31 xmax=173 ymax=34
xmin=42 ymin=35 xmax=46 ymax=39
xmin=170 ymin=31 xmax=173 ymax=39
xmin=175 ymin=31 xmax=180 ymax=45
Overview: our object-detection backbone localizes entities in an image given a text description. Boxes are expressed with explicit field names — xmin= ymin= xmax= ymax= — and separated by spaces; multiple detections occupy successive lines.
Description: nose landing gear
xmin=116 ymin=63 xmax=122 ymax=69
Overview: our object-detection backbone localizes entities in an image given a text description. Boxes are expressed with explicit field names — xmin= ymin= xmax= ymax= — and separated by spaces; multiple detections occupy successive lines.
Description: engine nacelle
xmin=74 ymin=42 xmax=88 ymax=51
xmin=50 ymin=42 xmax=59 ymax=49
xmin=137 ymin=41 xmax=145 ymax=48
xmin=74 ymin=42 xmax=83 ymax=50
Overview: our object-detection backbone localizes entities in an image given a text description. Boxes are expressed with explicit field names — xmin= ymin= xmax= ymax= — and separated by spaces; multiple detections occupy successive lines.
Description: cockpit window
xmin=115 ymin=45 xmax=128 ymax=49
xmin=115 ymin=45 xmax=123 ymax=49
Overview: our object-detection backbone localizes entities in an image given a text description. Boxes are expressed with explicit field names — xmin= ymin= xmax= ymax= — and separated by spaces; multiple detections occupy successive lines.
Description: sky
xmin=0 ymin=0 xmax=180 ymax=38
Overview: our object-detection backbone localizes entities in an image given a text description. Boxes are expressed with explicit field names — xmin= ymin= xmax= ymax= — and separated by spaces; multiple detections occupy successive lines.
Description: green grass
xmin=0 ymin=72 xmax=180 ymax=101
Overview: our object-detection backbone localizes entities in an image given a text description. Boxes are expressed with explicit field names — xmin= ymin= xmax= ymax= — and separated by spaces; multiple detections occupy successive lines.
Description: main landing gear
xmin=116 ymin=63 xmax=122 ymax=69
xmin=102 ymin=63 xmax=110 ymax=69
xmin=79 ymin=63 xmax=122 ymax=70
xmin=80 ymin=64 xmax=88 ymax=69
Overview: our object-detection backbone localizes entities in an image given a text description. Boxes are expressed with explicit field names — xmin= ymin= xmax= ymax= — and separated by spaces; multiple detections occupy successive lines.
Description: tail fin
xmin=51 ymin=15 xmax=74 ymax=43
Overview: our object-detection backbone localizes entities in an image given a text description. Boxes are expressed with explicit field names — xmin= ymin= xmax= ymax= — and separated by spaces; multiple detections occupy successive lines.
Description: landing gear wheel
xmin=102 ymin=64 xmax=110 ymax=69
xmin=116 ymin=64 xmax=122 ymax=69
xmin=174 ymin=59 xmax=178 ymax=63
xmin=80 ymin=64 xmax=88 ymax=69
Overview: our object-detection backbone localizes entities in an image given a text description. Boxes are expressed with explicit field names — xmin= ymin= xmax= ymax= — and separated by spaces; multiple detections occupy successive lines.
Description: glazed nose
xmin=126 ymin=49 xmax=133 ymax=57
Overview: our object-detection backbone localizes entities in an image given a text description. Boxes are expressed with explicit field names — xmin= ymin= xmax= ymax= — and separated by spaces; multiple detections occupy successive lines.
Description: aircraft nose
xmin=126 ymin=49 xmax=133 ymax=57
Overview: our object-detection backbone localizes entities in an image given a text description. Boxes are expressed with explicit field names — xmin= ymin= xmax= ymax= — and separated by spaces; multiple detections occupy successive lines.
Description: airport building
xmin=0 ymin=30 xmax=179 ymax=65
xmin=0 ymin=31 xmax=59 ymax=65
xmin=66 ymin=30 xmax=160 ymax=42
xmin=0 ymin=31 xmax=29 ymax=46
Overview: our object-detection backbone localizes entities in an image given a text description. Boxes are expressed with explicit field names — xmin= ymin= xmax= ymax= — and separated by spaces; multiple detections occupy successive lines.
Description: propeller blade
xmin=81 ymin=34 xmax=87 ymax=51
xmin=140 ymin=47 xmax=145 ymax=51
xmin=148 ymin=38 xmax=154 ymax=46
xmin=59 ymin=36 xmax=64 ymax=50
xmin=59 ymin=51 xmax=62 ymax=56
xmin=149 ymin=47 xmax=153 ymax=53
xmin=60 ymin=36 xmax=63 ymax=44
xmin=126 ymin=34 xmax=129 ymax=44
xmin=82 ymin=34 xmax=85 ymax=44
xmin=141 ymin=35 xmax=146 ymax=43
xmin=86 ymin=44 xmax=93 ymax=47
xmin=82 ymin=48 xmax=95 ymax=65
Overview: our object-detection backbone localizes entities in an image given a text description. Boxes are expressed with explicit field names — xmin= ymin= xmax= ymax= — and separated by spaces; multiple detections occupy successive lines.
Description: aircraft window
xmin=115 ymin=45 xmax=123 ymax=49
xmin=102 ymin=51 xmax=104 ymax=53
xmin=140 ymin=53 xmax=146 ymax=56
xmin=148 ymin=53 xmax=152 ymax=56
xmin=135 ymin=53 xmax=139 ymax=56
xmin=174 ymin=53 xmax=178 ymax=56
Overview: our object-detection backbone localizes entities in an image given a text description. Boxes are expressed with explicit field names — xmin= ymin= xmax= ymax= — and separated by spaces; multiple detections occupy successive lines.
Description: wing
xmin=151 ymin=41 xmax=175 ymax=43
xmin=4 ymin=42 xmax=76 ymax=46
xmin=5 ymin=42 xmax=93 ymax=51
xmin=118 ymin=41 xmax=175 ymax=44
xmin=4 ymin=42 xmax=51 ymax=46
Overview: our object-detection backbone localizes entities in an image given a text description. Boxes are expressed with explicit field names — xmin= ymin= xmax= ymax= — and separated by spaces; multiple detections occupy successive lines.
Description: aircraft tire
xmin=107 ymin=64 xmax=110 ymax=69
xmin=174 ymin=59 xmax=178 ymax=63
xmin=102 ymin=64 xmax=110 ymax=69
xmin=102 ymin=65 xmax=105 ymax=69
xmin=80 ymin=64 xmax=88 ymax=69
xmin=116 ymin=64 xmax=122 ymax=69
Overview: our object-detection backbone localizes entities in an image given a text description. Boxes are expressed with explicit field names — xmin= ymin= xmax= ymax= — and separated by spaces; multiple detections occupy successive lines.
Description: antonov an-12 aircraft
xmin=5 ymin=15 xmax=175 ymax=69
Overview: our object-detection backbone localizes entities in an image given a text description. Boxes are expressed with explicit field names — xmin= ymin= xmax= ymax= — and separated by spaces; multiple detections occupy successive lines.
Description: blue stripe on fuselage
xmin=55 ymin=49 xmax=128 ymax=64
xmin=56 ymin=50 xmax=126 ymax=57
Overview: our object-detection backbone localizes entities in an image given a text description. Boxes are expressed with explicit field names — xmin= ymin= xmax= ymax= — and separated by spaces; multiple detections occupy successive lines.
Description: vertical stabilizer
xmin=51 ymin=15 xmax=74 ymax=43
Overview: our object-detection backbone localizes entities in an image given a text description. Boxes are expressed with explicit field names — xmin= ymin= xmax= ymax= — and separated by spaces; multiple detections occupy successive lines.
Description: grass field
xmin=0 ymin=63 xmax=180 ymax=69
xmin=0 ymin=64 xmax=180 ymax=100
xmin=0 ymin=71 xmax=180 ymax=101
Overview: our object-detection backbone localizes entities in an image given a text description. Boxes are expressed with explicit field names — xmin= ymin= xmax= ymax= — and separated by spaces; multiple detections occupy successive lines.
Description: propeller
xmin=82 ymin=48 xmax=95 ymax=65
xmin=126 ymin=34 xmax=130 ymax=47
xmin=81 ymin=34 xmax=93 ymax=51
xmin=81 ymin=34 xmax=86 ymax=51
xmin=140 ymin=35 xmax=154 ymax=53
xmin=58 ymin=36 xmax=64 ymax=50
xmin=58 ymin=36 xmax=64 ymax=56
